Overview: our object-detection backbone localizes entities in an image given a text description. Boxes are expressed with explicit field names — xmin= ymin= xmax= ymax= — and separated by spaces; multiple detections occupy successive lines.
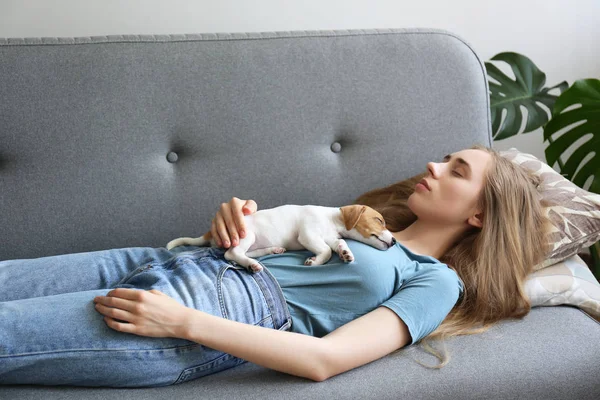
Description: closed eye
xmin=443 ymin=154 xmax=470 ymax=179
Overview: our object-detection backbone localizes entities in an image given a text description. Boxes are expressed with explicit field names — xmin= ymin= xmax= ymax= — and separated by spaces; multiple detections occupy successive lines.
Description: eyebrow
xmin=443 ymin=154 xmax=472 ymax=175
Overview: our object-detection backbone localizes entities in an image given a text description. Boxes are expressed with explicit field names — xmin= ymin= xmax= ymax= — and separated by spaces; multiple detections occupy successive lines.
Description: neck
xmin=391 ymin=219 xmax=468 ymax=260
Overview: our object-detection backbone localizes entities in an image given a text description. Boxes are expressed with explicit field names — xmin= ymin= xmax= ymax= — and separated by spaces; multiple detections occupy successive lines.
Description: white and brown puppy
xmin=167 ymin=205 xmax=396 ymax=273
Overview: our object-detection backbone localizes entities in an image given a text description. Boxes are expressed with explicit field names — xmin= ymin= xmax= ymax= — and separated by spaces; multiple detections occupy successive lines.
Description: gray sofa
xmin=1 ymin=28 xmax=599 ymax=399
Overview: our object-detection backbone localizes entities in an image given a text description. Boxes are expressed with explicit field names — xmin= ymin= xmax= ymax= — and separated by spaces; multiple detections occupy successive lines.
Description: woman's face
xmin=408 ymin=148 xmax=492 ymax=228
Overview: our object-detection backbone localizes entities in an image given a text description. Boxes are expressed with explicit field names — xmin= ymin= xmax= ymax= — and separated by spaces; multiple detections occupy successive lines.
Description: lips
xmin=418 ymin=179 xmax=431 ymax=191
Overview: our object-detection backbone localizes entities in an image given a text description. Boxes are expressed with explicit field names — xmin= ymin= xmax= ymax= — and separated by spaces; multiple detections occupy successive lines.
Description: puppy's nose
xmin=391 ymin=237 xmax=396 ymax=246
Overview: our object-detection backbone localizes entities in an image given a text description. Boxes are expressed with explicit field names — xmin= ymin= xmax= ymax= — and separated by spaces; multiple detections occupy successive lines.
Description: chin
xmin=406 ymin=195 xmax=420 ymax=214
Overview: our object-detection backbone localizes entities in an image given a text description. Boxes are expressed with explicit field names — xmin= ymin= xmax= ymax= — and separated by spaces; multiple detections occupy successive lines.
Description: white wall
xmin=2 ymin=0 xmax=599 ymax=163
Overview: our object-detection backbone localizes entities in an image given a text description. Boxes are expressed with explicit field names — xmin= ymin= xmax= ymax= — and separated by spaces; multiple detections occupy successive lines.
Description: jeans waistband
xmin=252 ymin=261 xmax=292 ymax=332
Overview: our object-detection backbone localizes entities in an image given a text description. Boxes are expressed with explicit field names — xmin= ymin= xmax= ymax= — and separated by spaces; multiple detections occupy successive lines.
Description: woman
xmin=0 ymin=144 xmax=551 ymax=387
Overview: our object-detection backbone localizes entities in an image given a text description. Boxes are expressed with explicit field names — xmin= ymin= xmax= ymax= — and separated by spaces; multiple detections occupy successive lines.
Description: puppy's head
xmin=339 ymin=205 xmax=396 ymax=250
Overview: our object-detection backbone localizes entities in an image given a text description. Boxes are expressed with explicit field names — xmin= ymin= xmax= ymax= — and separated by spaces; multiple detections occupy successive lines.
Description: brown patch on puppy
xmin=340 ymin=205 xmax=387 ymax=238
xmin=340 ymin=205 xmax=366 ymax=230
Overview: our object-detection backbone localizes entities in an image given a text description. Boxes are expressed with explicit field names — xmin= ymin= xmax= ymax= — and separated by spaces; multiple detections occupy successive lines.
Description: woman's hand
xmin=93 ymin=288 xmax=191 ymax=339
xmin=211 ymin=197 xmax=257 ymax=248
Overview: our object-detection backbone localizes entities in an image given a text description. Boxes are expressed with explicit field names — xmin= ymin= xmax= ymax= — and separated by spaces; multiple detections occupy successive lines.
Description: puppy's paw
xmin=304 ymin=256 xmax=316 ymax=266
xmin=272 ymin=247 xmax=286 ymax=254
xmin=249 ymin=263 xmax=263 ymax=273
xmin=337 ymin=243 xmax=355 ymax=263
xmin=342 ymin=251 xmax=354 ymax=263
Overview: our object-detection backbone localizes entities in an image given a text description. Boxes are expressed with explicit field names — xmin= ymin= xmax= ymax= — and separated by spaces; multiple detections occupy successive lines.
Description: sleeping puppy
xmin=167 ymin=204 xmax=396 ymax=273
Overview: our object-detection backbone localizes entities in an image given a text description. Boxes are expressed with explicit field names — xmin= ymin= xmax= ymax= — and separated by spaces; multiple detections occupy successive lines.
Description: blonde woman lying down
xmin=0 ymin=145 xmax=550 ymax=387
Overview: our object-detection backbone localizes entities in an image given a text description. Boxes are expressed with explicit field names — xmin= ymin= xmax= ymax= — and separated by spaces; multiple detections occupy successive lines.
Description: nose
xmin=426 ymin=161 xmax=440 ymax=178
xmin=391 ymin=237 xmax=396 ymax=246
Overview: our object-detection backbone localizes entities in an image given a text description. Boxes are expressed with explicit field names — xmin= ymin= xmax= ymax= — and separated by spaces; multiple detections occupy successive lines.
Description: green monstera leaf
xmin=544 ymin=79 xmax=600 ymax=193
xmin=486 ymin=52 xmax=568 ymax=140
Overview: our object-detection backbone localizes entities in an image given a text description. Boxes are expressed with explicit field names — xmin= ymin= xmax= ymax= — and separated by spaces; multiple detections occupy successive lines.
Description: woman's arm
xmin=181 ymin=306 xmax=411 ymax=381
xmin=95 ymin=287 xmax=410 ymax=380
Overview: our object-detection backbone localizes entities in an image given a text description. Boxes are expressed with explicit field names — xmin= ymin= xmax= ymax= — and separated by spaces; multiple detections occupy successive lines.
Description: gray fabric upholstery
xmin=0 ymin=28 xmax=490 ymax=261
xmin=1 ymin=29 xmax=598 ymax=398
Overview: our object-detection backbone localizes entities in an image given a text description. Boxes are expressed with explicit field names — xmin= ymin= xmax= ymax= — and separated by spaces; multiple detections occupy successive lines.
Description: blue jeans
xmin=0 ymin=246 xmax=292 ymax=387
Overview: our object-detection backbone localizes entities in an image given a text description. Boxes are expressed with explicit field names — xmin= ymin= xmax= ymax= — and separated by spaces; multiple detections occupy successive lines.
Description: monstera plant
xmin=486 ymin=52 xmax=599 ymax=276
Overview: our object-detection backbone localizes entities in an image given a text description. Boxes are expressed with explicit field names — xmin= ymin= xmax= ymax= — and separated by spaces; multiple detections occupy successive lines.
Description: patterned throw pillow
xmin=524 ymin=254 xmax=600 ymax=322
xmin=499 ymin=148 xmax=600 ymax=270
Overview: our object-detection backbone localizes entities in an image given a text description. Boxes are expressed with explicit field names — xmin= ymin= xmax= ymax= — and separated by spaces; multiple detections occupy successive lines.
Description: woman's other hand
xmin=211 ymin=197 xmax=257 ymax=248
xmin=94 ymin=289 xmax=191 ymax=338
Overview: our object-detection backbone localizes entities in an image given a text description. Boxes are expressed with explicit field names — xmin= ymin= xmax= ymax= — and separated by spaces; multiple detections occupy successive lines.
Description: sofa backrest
xmin=0 ymin=29 xmax=492 ymax=260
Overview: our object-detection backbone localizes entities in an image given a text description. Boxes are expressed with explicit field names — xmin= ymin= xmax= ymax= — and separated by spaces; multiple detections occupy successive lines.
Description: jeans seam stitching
xmin=256 ymin=261 xmax=292 ymax=328
xmin=0 ymin=344 xmax=202 ymax=358
xmin=217 ymin=264 xmax=229 ymax=320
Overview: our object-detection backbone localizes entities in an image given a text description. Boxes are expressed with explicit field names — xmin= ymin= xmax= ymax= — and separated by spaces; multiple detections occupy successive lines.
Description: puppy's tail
xmin=167 ymin=231 xmax=213 ymax=250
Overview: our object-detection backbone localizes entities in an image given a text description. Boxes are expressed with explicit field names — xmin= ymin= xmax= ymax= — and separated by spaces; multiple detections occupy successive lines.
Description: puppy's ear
xmin=340 ymin=205 xmax=367 ymax=231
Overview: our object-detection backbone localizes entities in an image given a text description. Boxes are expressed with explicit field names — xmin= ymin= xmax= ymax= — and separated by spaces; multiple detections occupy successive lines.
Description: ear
xmin=340 ymin=205 xmax=367 ymax=231
xmin=467 ymin=211 xmax=484 ymax=229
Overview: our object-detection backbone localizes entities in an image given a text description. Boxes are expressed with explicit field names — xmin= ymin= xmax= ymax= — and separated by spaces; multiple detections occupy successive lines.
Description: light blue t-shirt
xmin=257 ymin=240 xmax=464 ymax=345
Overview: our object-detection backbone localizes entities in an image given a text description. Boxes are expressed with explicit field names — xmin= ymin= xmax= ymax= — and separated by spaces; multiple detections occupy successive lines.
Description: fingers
xmin=219 ymin=201 xmax=236 ymax=247
xmin=104 ymin=288 xmax=143 ymax=301
xmin=210 ymin=204 xmax=230 ymax=248
xmin=95 ymin=302 xmax=135 ymax=322
xmin=233 ymin=199 xmax=258 ymax=241
xmin=210 ymin=218 xmax=221 ymax=247
xmin=94 ymin=291 xmax=140 ymax=330
xmin=242 ymin=199 xmax=258 ymax=215
xmin=231 ymin=198 xmax=248 ymax=241
xmin=103 ymin=316 xmax=136 ymax=334
xmin=212 ymin=197 xmax=258 ymax=248
xmin=94 ymin=289 xmax=141 ymax=311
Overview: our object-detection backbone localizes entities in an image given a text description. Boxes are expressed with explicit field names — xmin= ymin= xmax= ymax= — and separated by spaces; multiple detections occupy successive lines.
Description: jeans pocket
xmin=217 ymin=264 xmax=271 ymax=325
xmin=115 ymin=262 xmax=158 ymax=286
xmin=174 ymin=352 xmax=246 ymax=384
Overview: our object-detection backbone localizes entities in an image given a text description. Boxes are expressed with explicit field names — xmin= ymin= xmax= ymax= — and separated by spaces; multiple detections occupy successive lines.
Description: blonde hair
xmin=354 ymin=144 xmax=552 ymax=368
